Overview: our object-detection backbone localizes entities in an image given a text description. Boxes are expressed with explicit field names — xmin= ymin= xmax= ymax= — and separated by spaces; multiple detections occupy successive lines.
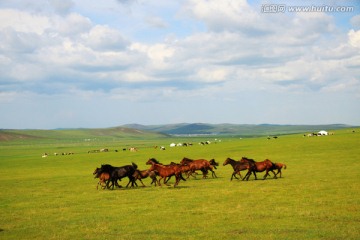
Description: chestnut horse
xmin=133 ymin=169 xmax=158 ymax=187
xmin=146 ymin=158 xmax=186 ymax=187
xmin=93 ymin=167 xmax=111 ymax=189
xmin=272 ymin=162 xmax=287 ymax=178
xmin=223 ymin=158 xmax=253 ymax=181
xmin=240 ymin=157 xmax=276 ymax=180
xmin=180 ymin=157 xmax=217 ymax=178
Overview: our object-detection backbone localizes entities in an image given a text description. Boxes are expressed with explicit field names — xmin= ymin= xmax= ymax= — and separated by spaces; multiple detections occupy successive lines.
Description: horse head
xmin=223 ymin=158 xmax=231 ymax=166
xmin=209 ymin=159 xmax=218 ymax=166
xmin=146 ymin=158 xmax=160 ymax=165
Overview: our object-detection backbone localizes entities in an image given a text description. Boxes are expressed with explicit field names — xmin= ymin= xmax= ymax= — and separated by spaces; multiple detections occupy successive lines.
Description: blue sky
xmin=0 ymin=0 xmax=359 ymax=129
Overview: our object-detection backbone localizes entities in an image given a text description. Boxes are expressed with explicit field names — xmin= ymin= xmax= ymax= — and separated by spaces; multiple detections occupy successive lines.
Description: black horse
xmin=99 ymin=163 xmax=138 ymax=189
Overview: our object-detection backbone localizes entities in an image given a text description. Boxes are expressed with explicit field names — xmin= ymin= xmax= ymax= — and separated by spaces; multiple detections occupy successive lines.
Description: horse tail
xmin=284 ymin=164 xmax=287 ymax=169
xmin=132 ymin=162 xmax=138 ymax=170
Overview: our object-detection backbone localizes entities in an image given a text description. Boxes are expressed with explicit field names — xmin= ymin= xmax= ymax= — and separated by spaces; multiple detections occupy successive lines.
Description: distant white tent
xmin=318 ymin=130 xmax=328 ymax=136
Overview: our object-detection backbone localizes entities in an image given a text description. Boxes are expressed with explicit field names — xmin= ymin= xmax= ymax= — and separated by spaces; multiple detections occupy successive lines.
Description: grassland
xmin=0 ymin=128 xmax=359 ymax=239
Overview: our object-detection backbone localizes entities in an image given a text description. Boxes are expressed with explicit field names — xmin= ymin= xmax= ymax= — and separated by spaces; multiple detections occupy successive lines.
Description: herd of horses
xmin=93 ymin=156 xmax=287 ymax=189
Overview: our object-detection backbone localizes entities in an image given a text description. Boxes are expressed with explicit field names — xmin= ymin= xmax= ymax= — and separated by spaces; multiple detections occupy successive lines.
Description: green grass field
xmin=0 ymin=129 xmax=359 ymax=239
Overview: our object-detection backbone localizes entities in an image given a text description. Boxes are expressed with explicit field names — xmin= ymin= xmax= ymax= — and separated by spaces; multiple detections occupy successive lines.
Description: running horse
xmin=146 ymin=158 xmax=186 ymax=187
xmin=223 ymin=157 xmax=253 ymax=181
xmin=240 ymin=157 xmax=276 ymax=180
xmin=93 ymin=167 xmax=111 ymax=189
xmin=180 ymin=157 xmax=217 ymax=178
xmin=272 ymin=162 xmax=287 ymax=178
xmin=99 ymin=163 xmax=138 ymax=189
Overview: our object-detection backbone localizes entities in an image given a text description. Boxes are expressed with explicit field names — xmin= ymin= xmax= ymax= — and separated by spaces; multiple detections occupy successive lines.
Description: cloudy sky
xmin=0 ymin=0 xmax=359 ymax=129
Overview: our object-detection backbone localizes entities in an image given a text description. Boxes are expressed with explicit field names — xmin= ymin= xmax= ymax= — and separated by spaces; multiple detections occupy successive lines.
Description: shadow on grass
xmin=103 ymin=185 xmax=191 ymax=191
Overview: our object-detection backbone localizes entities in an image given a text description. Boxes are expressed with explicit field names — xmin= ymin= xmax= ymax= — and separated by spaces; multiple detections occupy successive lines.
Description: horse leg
xmin=263 ymin=170 xmax=270 ymax=179
xmin=164 ymin=176 xmax=171 ymax=186
xmin=179 ymin=173 xmax=186 ymax=181
xmin=253 ymin=171 xmax=258 ymax=180
xmin=102 ymin=180 xmax=108 ymax=189
xmin=111 ymin=180 xmax=116 ymax=190
xmin=201 ymin=169 xmax=208 ymax=178
xmin=243 ymin=170 xmax=251 ymax=181
xmin=210 ymin=169 xmax=217 ymax=178
xmin=164 ymin=176 xmax=172 ymax=183
xmin=231 ymin=171 xmax=237 ymax=181
xmin=174 ymin=174 xmax=180 ymax=187
xmin=231 ymin=171 xmax=238 ymax=181
xmin=129 ymin=177 xmax=137 ymax=188
xmin=151 ymin=176 xmax=158 ymax=186
xmin=243 ymin=169 xmax=252 ymax=181
xmin=115 ymin=179 xmax=122 ymax=188
xmin=139 ymin=178 xmax=146 ymax=187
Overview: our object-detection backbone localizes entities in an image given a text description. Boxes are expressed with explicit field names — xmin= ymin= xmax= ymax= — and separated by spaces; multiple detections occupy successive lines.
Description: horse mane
xmin=132 ymin=162 xmax=138 ymax=169
xmin=242 ymin=157 xmax=255 ymax=163
xmin=149 ymin=158 xmax=161 ymax=164
xmin=182 ymin=157 xmax=193 ymax=161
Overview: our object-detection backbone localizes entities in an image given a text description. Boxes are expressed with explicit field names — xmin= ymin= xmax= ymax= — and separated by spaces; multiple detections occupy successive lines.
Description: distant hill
xmin=0 ymin=127 xmax=168 ymax=142
xmin=122 ymin=123 xmax=355 ymax=136
xmin=0 ymin=123 xmax=356 ymax=142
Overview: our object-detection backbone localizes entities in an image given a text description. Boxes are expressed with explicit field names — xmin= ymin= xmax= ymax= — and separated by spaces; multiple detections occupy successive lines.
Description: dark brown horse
xmin=180 ymin=157 xmax=217 ymax=178
xmin=147 ymin=162 xmax=186 ymax=187
xmin=222 ymin=158 xmax=252 ymax=181
xmin=99 ymin=163 xmax=138 ymax=189
xmin=240 ymin=157 xmax=276 ymax=180
xmin=209 ymin=159 xmax=219 ymax=169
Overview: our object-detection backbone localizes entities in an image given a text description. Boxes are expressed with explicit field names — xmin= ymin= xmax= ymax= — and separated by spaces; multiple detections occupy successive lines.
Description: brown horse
xmin=272 ymin=162 xmax=287 ymax=178
xmin=180 ymin=157 xmax=217 ymax=178
xmin=223 ymin=158 xmax=252 ymax=181
xmin=133 ymin=169 xmax=158 ymax=187
xmin=146 ymin=158 xmax=186 ymax=187
xmin=240 ymin=157 xmax=276 ymax=180
xmin=93 ymin=168 xmax=111 ymax=189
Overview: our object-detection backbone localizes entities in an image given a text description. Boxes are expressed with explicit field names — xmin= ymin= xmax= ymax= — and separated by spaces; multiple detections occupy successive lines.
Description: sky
xmin=0 ymin=0 xmax=359 ymax=129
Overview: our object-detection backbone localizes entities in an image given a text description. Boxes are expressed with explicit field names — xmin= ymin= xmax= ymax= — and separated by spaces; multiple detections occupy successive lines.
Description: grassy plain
xmin=0 ymin=128 xmax=359 ymax=239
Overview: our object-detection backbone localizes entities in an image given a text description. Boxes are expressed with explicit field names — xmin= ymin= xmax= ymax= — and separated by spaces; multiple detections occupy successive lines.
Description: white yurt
xmin=318 ymin=130 xmax=328 ymax=136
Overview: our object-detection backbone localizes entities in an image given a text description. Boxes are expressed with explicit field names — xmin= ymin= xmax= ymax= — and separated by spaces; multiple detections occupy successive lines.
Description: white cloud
xmin=0 ymin=0 xmax=359 ymax=127
xmin=84 ymin=25 xmax=128 ymax=51
xmin=0 ymin=9 xmax=50 ymax=34
xmin=348 ymin=29 xmax=360 ymax=48
xmin=145 ymin=16 xmax=168 ymax=28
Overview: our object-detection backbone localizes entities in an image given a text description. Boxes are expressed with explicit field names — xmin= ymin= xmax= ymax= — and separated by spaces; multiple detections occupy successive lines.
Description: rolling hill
xmin=0 ymin=127 xmax=169 ymax=142
xmin=0 ymin=123 xmax=356 ymax=142
xmin=122 ymin=123 xmax=354 ymax=136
